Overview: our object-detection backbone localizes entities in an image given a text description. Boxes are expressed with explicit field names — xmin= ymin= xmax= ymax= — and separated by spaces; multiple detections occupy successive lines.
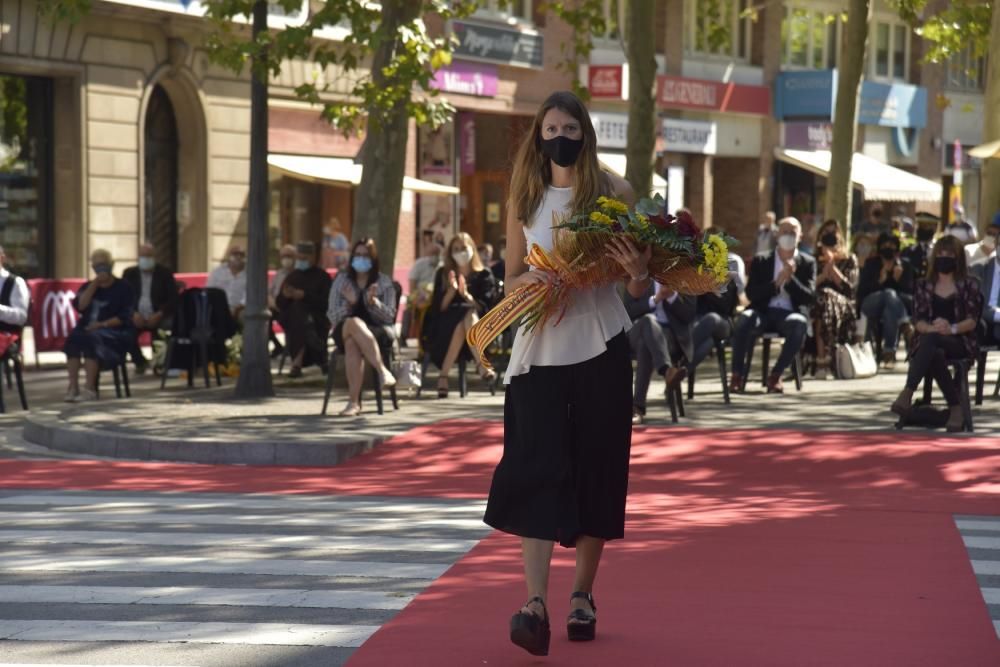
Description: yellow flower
xmin=700 ymin=235 xmax=730 ymax=284
xmin=590 ymin=211 xmax=615 ymax=226
xmin=599 ymin=197 xmax=629 ymax=216
xmin=635 ymin=213 xmax=649 ymax=228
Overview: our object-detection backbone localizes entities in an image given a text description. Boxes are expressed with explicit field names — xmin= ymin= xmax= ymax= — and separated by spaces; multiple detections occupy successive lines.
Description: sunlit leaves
xmin=889 ymin=0 xmax=992 ymax=63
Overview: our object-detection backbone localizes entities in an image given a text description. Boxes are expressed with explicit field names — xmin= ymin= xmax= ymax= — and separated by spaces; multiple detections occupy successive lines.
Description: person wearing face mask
xmin=964 ymin=220 xmax=999 ymax=267
xmin=484 ymin=91 xmax=643 ymax=657
xmin=972 ymin=225 xmax=1000 ymax=350
xmin=206 ymin=245 xmax=247 ymax=319
xmin=405 ymin=231 xmax=443 ymax=345
xmin=421 ymin=231 xmax=499 ymax=396
xmin=267 ymin=244 xmax=298 ymax=358
xmin=729 ymin=217 xmax=816 ymax=394
xmin=122 ymin=243 xmax=177 ymax=375
xmin=326 ymin=238 xmax=398 ymax=417
xmin=63 ymin=249 xmax=136 ymax=402
xmin=811 ymin=220 xmax=859 ymax=379
xmin=857 ymin=232 xmax=915 ymax=368
xmin=276 ymin=241 xmax=332 ymax=378
xmin=902 ymin=218 xmax=939 ymax=280
xmin=891 ymin=235 xmax=982 ymax=432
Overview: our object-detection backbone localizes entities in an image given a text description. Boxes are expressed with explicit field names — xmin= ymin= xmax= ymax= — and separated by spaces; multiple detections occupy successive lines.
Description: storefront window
xmin=0 ymin=74 xmax=52 ymax=279
xmin=870 ymin=18 xmax=909 ymax=82
xmin=685 ymin=0 xmax=752 ymax=61
xmin=599 ymin=0 xmax=621 ymax=42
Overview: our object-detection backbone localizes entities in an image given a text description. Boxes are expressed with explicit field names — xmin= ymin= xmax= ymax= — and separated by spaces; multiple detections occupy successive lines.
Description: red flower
xmin=672 ymin=210 xmax=701 ymax=238
xmin=649 ymin=213 xmax=675 ymax=229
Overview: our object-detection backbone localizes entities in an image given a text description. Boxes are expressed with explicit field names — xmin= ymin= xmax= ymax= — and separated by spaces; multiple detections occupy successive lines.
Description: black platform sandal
xmin=566 ymin=591 xmax=597 ymax=642
xmin=510 ymin=596 xmax=550 ymax=656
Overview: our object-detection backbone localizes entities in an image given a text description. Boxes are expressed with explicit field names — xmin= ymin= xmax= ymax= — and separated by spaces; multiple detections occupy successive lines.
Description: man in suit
xmin=622 ymin=278 xmax=695 ymax=425
xmin=902 ymin=215 xmax=939 ymax=281
xmin=730 ymin=216 xmax=816 ymax=394
xmin=973 ymin=250 xmax=1000 ymax=348
xmin=122 ymin=243 xmax=177 ymax=374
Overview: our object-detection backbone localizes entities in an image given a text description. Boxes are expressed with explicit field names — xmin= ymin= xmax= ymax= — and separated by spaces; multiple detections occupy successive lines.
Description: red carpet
xmin=2 ymin=421 xmax=999 ymax=664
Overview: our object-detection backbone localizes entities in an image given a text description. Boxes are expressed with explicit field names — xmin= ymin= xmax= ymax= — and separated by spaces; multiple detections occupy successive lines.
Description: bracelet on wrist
xmin=632 ymin=272 xmax=649 ymax=282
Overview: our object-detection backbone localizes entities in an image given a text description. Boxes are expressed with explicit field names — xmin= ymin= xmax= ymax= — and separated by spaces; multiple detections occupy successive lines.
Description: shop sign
xmin=451 ymin=20 xmax=544 ymax=69
xmin=431 ymin=61 xmax=498 ymax=97
xmin=589 ymin=66 xmax=624 ymax=99
xmin=102 ymin=0 xmax=307 ymax=28
xmin=656 ymin=75 xmax=770 ymax=116
xmin=775 ymin=70 xmax=927 ymax=129
xmin=783 ymin=122 xmax=834 ymax=150
xmin=774 ymin=70 xmax=837 ymax=120
xmin=662 ymin=118 xmax=717 ymax=154
xmin=591 ymin=112 xmax=629 ymax=149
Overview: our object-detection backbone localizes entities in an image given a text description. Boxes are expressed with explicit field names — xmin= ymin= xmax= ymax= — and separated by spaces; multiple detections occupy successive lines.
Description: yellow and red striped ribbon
xmin=466 ymin=244 xmax=563 ymax=372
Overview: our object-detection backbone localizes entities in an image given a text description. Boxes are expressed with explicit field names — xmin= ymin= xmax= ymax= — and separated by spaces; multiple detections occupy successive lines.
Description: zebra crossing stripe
xmin=953 ymin=515 xmax=1000 ymax=640
xmin=0 ymin=554 xmax=450 ymax=579
xmin=0 ymin=585 xmax=414 ymax=610
xmin=0 ymin=620 xmax=378 ymax=647
xmin=0 ymin=529 xmax=479 ymax=553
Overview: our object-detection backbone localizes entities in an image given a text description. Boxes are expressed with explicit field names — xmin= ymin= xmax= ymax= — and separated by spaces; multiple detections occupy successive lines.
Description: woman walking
xmin=483 ymin=91 xmax=650 ymax=656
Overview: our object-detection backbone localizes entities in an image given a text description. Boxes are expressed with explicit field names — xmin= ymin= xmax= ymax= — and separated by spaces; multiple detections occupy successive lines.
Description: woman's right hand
xmin=341 ymin=283 xmax=357 ymax=306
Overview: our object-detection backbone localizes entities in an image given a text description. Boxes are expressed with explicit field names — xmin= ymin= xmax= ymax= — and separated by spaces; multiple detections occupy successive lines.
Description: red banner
xmin=656 ymin=74 xmax=770 ymax=115
xmin=588 ymin=65 xmax=624 ymax=99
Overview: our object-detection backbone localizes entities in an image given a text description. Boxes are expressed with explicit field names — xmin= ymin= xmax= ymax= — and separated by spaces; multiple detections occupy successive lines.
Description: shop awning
xmin=267 ymin=154 xmax=460 ymax=195
xmin=774 ymin=148 xmax=942 ymax=202
xmin=970 ymin=139 xmax=1000 ymax=159
xmin=597 ymin=152 xmax=668 ymax=196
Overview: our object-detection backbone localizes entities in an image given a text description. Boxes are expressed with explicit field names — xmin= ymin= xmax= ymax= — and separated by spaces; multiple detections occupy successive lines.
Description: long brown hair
xmin=443 ymin=232 xmax=485 ymax=274
xmin=509 ymin=91 xmax=609 ymax=226
xmin=927 ymin=233 xmax=968 ymax=282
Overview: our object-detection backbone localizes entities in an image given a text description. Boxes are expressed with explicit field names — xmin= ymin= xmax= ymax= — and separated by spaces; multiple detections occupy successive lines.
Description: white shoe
xmin=381 ymin=367 xmax=397 ymax=388
xmin=75 ymin=389 xmax=98 ymax=402
xmin=338 ymin=403 xmax=361 ymax=417
xmin=64 ymin=389 xmax=79 ymax=403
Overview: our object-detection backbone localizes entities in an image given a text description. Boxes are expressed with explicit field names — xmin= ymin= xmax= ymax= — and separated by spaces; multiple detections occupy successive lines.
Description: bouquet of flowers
xmin=468 ymin=193 xmax=735 ymax=370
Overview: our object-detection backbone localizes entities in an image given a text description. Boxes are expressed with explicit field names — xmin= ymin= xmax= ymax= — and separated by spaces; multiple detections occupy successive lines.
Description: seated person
xmin=858 ymin=232 xmax=914 ymax=367
xmin=404 ymin=230 xmax=442 ymax=343
xmin=0 ymin=244 xmax=30 ymax=340
xmin=902 ymin=218 xmax=938 ymax=281
xmin=206 ymin=244 xmax=246 ymax=319
xmin=63 ymin=249 xmax=136 ymax=402
xmin=327 ymin=238 xmax=397 ymax=417
xmin=422 ymin=232 xmax=499 ymax=397
xmin=891 ymin=235 xmax=982 ymax=432
xmin=851 ymin=233 xmax=876 ymax=266
xmin=965 ymin=219 xmax=999 ymax=268
xmin=623 ymin=277 xmax=694 ymax=425
xmin=267 ymin=244 xmax=297 ymax=358
xmin=688 ymin=270 xmax=740 ymax=378
xmin=812 ymin=219 xmax=859 ymax=378
xmin=974 ymin=246 xmax=1000 ymax=349
xmin=122 ymin=243 xmax=177 ymax=374
xmin=729 ymin=216 xmax=816 ymax=394
xmin=276 ymin=241 xmax=332 ymax=377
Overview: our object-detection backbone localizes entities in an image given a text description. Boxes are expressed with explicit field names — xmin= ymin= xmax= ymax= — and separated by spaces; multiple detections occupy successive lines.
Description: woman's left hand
xmin=607 ymin=236 xmax=652 ymax=280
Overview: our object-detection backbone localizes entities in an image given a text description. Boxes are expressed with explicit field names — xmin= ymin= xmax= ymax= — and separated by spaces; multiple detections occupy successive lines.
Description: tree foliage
xmin=890 ymin=0 xmax=993 ymax=63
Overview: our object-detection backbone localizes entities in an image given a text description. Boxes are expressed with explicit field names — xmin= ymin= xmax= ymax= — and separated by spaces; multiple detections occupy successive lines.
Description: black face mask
xmin=916 ymin=228 xmax=935 ymax=242
xmin=879 ymin=246 xmax=896 ymax=261
xmin=934 ymin=256 xmax=957 ymax=275
xmin=821 ymin=232 xmax=838 ymax=247
xmin=541 ymin=136 xmax=584 ymax=168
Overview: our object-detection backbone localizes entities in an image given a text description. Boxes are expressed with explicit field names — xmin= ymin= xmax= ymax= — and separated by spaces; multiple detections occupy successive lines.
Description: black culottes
xmin=484 ymin=330 xmax=633 ymax=548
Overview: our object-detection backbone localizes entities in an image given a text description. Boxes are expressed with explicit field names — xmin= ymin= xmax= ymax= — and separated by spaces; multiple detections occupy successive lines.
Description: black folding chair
xmin=741 ymin=332 xmax=804 ymax=392
xmin=687 ymin=339 xmax=731 ymax=404
xmin=161 ymin=288 xmax=233 ymax=389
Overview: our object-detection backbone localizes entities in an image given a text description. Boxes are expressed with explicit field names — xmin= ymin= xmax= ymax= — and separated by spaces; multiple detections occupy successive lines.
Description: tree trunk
xmin=353 ymin=0 xmax=419 ymax=275
xmin=824 ymin=0 xmax=871 ymax=235
xmin=234 ymin=0 xmax=275 ymax=399
xmin=981 ymin=3 xmax=1000 ymax=223
xmin=625 ymin=0 xmax=657 ymax=198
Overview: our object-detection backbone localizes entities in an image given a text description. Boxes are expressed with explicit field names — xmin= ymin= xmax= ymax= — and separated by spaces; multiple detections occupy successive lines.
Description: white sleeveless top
xmin=504 ymin=186 xmax=632 ymax=384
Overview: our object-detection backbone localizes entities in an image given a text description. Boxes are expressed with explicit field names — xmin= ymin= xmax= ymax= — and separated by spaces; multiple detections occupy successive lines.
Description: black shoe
xmin=134 ymin=360 xmax=149 ymax=376
xmin=270 ymin=346 xmax=285 ymax=360
xmin=567 ymin=591 xmax=597 ymax=642
xmin=510 ymin=596 xmax=550 ymax=656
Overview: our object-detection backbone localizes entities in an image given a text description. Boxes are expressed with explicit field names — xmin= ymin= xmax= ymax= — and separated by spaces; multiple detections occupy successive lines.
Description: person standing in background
xmin=755 ymin=211 xmax=777 ymax=256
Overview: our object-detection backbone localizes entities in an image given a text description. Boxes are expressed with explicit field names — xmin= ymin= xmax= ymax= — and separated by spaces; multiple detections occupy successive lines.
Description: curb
xmin=22 ymin=410 xmax=385 ymax=467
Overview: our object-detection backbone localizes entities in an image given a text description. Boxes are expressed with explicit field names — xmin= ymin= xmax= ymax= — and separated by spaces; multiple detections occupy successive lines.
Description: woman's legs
xmin=66 ymin=356 xmax=81 ymax=393
xmin=570 ymin=536 xmax=604 ymax=619
xmin=343 ymin=317 xmax=389 ymax=374
xmin=343 ymin=337 xmax=364 ymax=405
xmin=83 ymin=358 xmax=99 ymax=392
xmin=521 ymin=537 xmax=554 ymax=616
xmin=440 ymin=310 xmax=481 ymax=377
